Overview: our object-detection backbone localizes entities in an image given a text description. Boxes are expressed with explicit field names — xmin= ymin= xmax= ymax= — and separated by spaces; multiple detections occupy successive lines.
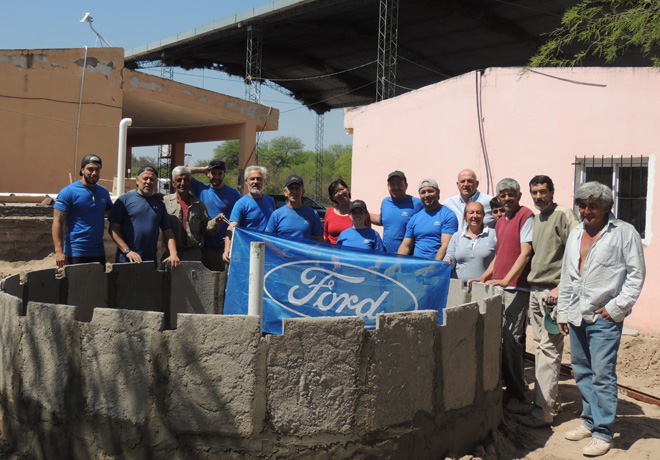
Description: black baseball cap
xmin=137 ymin=165 xmax=158 ymax=176
xmin=209 ymin=159 xmax=226 ymax=171
xmin=349 ymin=200 xmax=368 ymax=212
xmin=387 ymin=170 xmax=406 ymax=182
xmin=285 ymin=175 xmax=304 ymax=187
xmin=80 ymin=155 xmax=102 ymax=175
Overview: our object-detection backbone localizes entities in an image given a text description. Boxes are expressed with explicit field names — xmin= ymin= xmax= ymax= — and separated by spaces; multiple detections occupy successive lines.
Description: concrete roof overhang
xmin=122 ymin=69 xmax=278 ymax=147
xmin=124 ymin=0 xmax=600 ymax=115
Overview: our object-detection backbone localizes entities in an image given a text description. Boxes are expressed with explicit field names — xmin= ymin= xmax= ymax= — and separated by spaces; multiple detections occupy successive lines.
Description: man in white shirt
xmin=443 ymin=169 xmax=494 ymax=228
xmin=557 ymin=181 xmax=645 ymax=457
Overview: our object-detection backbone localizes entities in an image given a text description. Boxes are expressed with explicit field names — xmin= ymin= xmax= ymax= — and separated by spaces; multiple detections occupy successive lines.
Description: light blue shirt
xmin=445 ymin=227 xmax=496 ymax=281
xmin=442 ymin=191 xmax=494 ymax=229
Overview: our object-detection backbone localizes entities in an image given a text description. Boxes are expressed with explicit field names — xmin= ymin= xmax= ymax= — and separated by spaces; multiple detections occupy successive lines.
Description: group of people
xmin=54 ymin=155 xmax=645 ymax=458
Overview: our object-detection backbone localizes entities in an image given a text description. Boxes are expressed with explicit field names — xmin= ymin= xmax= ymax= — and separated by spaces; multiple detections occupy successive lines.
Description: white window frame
xmin=574 ymin=155 xmax=654 ymax=245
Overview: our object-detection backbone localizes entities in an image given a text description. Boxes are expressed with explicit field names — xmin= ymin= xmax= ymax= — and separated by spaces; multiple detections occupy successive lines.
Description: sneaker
xmin=565 ymin=424 xmax=592 ymax=441
xmin=516 ymin=413 xmax=552 ymax=428
xmin=582 ymin=438 xmax=612 ymax=457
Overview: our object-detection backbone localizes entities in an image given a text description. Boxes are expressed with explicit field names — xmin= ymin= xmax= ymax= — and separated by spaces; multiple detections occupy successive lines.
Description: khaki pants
xmin=528 ymin=287 xmax=564 ymax=421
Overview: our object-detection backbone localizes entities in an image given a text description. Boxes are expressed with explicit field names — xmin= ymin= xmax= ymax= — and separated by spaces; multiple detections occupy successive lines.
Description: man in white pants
xmin=518 ymin=175 xmax=577 ymax=428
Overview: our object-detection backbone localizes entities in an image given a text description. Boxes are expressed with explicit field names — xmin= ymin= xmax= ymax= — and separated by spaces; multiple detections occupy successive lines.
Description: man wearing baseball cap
xmin=189 ymin=159 xmax=241 ymax=271
xmin=108 ymin=165 xmax=180 ymax=269
xmin=370 ymin=170 xmax=423 ymax=253
xmin=52 ymin=154 xmax=113 ymax=268
xmin=397 ymin=178 xmax=458 ymax=260
xmin=265 ymin=175 xmax=323 ymax=241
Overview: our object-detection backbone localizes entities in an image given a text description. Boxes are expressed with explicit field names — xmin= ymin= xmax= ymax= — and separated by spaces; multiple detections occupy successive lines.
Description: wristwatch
xmin=123 ymin=247 xmax=131 ymax=256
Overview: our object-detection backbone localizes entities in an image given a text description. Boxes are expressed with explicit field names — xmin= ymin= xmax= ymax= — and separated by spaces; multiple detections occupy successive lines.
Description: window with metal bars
xmin=574 ymin=156 xmax=648 ymax=238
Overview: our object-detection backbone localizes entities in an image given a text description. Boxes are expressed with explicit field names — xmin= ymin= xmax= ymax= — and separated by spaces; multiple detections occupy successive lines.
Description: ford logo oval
xmin=264 ymin=260 xmax=419 ymax=327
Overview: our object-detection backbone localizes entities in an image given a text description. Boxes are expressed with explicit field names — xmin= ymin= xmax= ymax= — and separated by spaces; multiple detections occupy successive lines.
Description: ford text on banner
xmin=224 ymin=228 xmax=451 ymax=334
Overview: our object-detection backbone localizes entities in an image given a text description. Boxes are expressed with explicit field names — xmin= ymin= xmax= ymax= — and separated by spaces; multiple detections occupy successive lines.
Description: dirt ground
xmin=1 ymin=255 xmax=660 ymax=460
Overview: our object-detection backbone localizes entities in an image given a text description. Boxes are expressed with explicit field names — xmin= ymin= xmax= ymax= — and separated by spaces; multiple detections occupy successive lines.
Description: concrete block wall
xmin=0 ymin=264 xmax=503 ymax=459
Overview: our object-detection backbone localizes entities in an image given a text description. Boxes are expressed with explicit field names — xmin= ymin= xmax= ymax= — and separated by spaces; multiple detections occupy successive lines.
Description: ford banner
xmin=224 ymin=228 xmax=451 ymax=334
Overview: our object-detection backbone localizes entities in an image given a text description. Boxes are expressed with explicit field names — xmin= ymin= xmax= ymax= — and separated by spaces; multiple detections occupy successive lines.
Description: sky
xmin=1 ymin=0 xmax=353 ymax=165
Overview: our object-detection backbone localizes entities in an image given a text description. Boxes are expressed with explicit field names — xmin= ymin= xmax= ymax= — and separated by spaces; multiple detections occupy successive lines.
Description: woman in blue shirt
xmin=336 ymin=200 xmax=384 ymax=252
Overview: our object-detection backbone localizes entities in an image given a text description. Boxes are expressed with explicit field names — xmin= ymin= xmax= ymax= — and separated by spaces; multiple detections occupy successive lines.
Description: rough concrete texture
xmin=0 ymin=267 xmax=505 ymax=460
xmin=64 ymin=263 xmax=108 ymax=322
xmin=438 ymin=303 xmax=480 ymax=411
xmin=81 ymin=308 xmax=164 ymax=423
xmin=166 ymin=314 xmax=261 ymax=436
xmin=267 ymin=316 xmax=364 ymax=436
xmin=469 ymin=282 xmax=502 ymax=312
xmin=366 ymin=310 xmax=437 ymax=432
xmin=19 ymin=302 xmax=77 ymax=413
xmin=446 ymin=278 xmax=469 ymax=307
xmin=25 ymin=268 xmax=62 ymax=305
xmin=480 ymin=295 xmax=503 ymax=392
xmin=107 ymin=262 xmax=165 ymax=312
xmin=0 ymin=292 xmax=21 ymax=403
xmin=169 ymin=262 xmax=221 ymax=329
xmin=0 ymin=274 xmax=23 ymax=304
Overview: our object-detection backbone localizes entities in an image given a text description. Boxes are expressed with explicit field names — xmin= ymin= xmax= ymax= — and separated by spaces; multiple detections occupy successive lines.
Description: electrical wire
xmin=475 ymin=70 xmax=494 ymax=195
xmin=74 ymin=46 xmax=88 ymax=177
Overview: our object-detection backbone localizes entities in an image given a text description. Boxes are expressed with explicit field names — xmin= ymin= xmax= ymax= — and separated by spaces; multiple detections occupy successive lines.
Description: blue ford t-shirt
xmin=380 ymin=195 xmax=424 ymax=253
xmin=108 ymin=190 xmax=171 ymax=263
xmin=404 ymin=205 xmax=458 ymax=259
xmin=190 ymin=178 xmax=241 ymax=247
xmin=336 ymin=227 xmax=384 ymax=252
xmin=54 ymin=181 xmax=112 ymax=257
xmin=229 ymin=194 xmax=275 ymax=231
xmin=265 ymin=205 xmax=323 ymax=240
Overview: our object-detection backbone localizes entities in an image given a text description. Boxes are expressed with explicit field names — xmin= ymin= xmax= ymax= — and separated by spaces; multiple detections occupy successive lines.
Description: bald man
xmin=443 ymin=169 xmax=494 ymax=228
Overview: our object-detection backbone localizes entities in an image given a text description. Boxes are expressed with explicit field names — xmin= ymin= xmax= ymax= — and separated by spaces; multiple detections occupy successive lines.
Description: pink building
xmin=346 ymin=67 xmax=659 ymax=334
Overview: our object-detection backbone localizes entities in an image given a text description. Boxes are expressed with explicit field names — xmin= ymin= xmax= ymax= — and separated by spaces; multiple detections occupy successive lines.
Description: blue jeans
xmin=569 ymin=316 xmax=623 ymax=442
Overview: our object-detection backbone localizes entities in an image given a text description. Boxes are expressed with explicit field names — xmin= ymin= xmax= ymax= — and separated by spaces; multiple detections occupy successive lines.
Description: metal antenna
xmin=79 ymin=12 xmax=112 ymax=47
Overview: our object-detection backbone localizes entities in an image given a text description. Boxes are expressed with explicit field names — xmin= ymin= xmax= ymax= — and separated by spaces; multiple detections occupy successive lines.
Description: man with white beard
xmin=223 ymin=166 xmax=275 ymax=264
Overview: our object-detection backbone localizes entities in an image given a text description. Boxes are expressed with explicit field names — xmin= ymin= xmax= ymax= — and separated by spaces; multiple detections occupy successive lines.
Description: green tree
xmin=130 ymin=155 xmax=156 ymax=177
xmin=528 ymin=0 xmax=660 ymax=68
xmin=212 ymin=140 xmax=240 ymax=170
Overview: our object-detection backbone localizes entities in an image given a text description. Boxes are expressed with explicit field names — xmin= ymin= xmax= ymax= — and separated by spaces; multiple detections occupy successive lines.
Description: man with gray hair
xmin=557 ymin=182 xmax=645 ymax=457
xmin=476 ymin=178 xmax=534 ymax=414
xmin=223 ymin=165 xmax=275 ymax=263
xmin=163 ymin=166 xmax=225 ymax=262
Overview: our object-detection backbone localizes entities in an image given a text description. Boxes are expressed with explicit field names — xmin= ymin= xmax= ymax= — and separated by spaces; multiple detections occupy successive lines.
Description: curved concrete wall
xmin=0 ymin=263 xmax=503 ymax=459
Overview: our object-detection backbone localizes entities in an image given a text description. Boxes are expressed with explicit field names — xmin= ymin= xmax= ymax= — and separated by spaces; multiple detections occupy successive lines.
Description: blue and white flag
xmin=224 ymin=228 xmax=451 ymax=334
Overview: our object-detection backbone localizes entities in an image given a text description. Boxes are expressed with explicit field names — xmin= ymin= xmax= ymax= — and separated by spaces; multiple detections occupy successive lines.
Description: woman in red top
xmin=324 ymin=179 xmax=370 ymax=243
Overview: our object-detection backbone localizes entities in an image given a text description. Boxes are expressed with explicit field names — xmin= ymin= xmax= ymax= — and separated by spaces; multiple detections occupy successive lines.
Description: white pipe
xmin=248 ymin=241 xmax=265 ymax=320
xmin=116 ymin=118 xmax=132 ymax=196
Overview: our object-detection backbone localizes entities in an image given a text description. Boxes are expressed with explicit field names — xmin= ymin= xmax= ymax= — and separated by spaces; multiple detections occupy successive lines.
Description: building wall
xmin=0 ymin=265 xmax=502 ymax=459
xmin=346 ymin=67 xmax=660 ymax=334
xmin=0 ymin=48 xmax=124 ymax=195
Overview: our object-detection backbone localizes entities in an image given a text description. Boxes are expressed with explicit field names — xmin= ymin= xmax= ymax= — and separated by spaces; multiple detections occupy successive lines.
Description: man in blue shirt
xmin=266 ymin=175 xmax=323 ymax=241
xmin=443 ymin=169 xmax=494 ymax=229
xmin=108 ymin=165 xmax=180 ymax=269
xmin=370 ymin=170 xmax=423 ymax=253
xmin=223 ymin=165 xmax=275 ymax=263
xmin=52 ymin=154 xmax=113 ymax=267
xmin=398 ymin=178 xmax=458 ymax=260
xmin=189 ymin=159 xmax=241 ymax=271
